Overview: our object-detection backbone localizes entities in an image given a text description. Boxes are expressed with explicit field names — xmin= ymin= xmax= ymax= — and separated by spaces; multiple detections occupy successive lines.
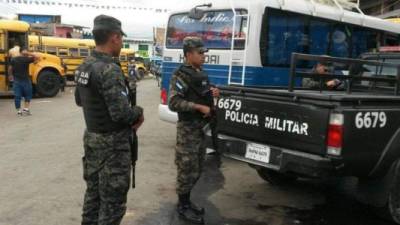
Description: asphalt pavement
xmin=0 ymin=78 xmax=395 ymax=225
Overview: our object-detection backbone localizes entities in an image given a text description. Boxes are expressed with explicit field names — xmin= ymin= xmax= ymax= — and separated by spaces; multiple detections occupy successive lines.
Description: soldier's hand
xmin=326 ymin=80 xmax=337 ymax=88
xmin=194 ymin=104 xmax=211 ymax=117
xmin=210 ymin=87 xmax=220 ymax=98
xmin=132 ymin=115 xmax=144 ymax=131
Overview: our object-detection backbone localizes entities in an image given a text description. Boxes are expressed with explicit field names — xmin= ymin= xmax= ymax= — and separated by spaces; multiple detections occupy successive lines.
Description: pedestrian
xmin=8 ymin=48 xmax=38 ymax=116
xmin=168 ymin=36 xmax=220 ymax=224
xmin=74 ymin=14 xmax=144 ymax=225
xmin=8 ymin=40 xmax=20 ymax=58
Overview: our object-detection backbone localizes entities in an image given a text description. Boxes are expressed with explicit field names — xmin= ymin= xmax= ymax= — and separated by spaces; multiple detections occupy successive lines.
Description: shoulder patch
xmin=76 ymin=70 xmax=90 ymax=86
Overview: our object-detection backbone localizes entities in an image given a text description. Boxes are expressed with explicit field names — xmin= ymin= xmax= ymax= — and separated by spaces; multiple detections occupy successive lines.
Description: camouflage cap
xmin=93 ymin=14 xmax=126 ymax=36
xmin=183 ymin=36 xmax=208 ymax=54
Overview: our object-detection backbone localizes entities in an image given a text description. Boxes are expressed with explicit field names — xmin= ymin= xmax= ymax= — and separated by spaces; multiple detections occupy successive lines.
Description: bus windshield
xmin=166 ymin=9 xmax=247 ymax=49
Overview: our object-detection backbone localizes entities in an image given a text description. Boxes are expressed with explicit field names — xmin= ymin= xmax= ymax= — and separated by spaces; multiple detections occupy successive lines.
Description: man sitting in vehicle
xmin=302 ymin=62 xmax=344 ymax=90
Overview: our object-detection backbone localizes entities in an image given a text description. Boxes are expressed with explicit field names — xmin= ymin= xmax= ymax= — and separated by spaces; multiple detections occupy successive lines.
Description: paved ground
xmin=0 ymin=78 xmax=395 ymax=225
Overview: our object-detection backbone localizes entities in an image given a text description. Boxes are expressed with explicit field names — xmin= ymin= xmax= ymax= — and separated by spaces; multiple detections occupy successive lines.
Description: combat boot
xmin=189 ymin=201 xmax=205 ymax=215
xmin=177 ymin=193 xmax=204 ymax=224
xmin=177 ymin=203 xmax=204 ymax=224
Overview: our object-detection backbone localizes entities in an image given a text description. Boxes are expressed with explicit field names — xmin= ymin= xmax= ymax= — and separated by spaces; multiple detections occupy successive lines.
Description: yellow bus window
xmin=0 ymin=31 xmax=4 ymax=50
xmin=69 ymin=48 xmax=79 ymax=57
xmin=45 ymin=46 xmax=57 ymax=55
xmin=120 ymin=55 xmax=127 ymax=61
xmin=58 ymin=48 xmax=68 ymax=56
xmin=79 ymin=48 xmax=89 ymax=57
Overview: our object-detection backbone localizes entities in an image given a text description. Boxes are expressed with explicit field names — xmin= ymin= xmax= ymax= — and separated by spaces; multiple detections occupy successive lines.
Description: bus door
xmin=0 ymin=29 xmax=8 ymax=93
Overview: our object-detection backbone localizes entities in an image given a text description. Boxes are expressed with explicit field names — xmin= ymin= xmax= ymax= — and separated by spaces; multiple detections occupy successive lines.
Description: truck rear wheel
xmin=36 ymin=70 xmax=61 ymax=97
xmin=256 ymin=167 xmax=297 ymax=185
xmin=377 ymin=163 xmax=400 ymax=224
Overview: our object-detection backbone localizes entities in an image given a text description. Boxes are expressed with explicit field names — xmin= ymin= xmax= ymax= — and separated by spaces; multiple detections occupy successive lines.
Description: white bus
xmin=159 ymin=0 xmax=400 ymax=123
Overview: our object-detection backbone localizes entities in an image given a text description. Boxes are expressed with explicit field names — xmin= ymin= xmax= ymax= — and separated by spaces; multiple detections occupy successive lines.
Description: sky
xmin=0 ymin=0 xmax=209 ymax=38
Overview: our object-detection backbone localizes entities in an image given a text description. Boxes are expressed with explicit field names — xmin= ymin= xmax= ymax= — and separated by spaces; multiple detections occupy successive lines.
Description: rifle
xmin=126 ymin=76 xmax=139 ymax=189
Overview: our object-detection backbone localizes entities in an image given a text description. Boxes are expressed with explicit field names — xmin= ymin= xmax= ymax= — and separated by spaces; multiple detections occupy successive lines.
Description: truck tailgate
xmin=216 ymin=87 xmax=331 ymax=155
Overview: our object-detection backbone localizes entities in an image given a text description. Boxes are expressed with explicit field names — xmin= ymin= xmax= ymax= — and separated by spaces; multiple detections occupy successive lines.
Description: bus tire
xmin=138 ymin=68 xmax=145 ymax=78
xmin=36 ymin=70 xmax=61 ymax=97
xmin=256 ymin=167 xmax=297 ymax=185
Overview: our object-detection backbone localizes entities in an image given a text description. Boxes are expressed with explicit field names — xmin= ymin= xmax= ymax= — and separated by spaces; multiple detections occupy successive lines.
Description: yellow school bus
xmin=118 ymin=48 xmax=147 ymax=76
xmin=29 ymin=35 xmax=143 ymax=79
xmin=29 ymin=35 xmax=95 ymax=79
xmin=386 ymin=18 xmax=400 ymax=24
xmin=0 ymin=20 xmax=65 ymax=97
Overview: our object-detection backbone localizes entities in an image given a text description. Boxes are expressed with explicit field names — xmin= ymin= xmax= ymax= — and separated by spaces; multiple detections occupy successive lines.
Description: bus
xmin=28 ymin=36 xmax=142 ymax=79
xmin=119 ymin=48 xmax=147 ymax=77
xmin=0 ymin=20 xmax=65 ymax=97
xmin=159 ymin=0 xmax=400 ymax=123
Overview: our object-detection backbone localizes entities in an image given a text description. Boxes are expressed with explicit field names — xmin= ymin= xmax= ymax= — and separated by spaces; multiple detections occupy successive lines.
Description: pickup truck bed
xmin=216 ymin=86 xmax=400 ymax=178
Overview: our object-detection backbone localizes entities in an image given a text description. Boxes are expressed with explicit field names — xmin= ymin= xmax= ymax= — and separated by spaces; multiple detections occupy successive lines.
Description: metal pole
xmin=228 ymin=0 xmax=236 ymax=85
xmin=289 ymin=53 xmax=297 ymax=92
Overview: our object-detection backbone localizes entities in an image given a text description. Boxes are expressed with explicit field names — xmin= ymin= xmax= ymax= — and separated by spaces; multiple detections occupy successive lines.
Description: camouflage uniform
xmin=169 ymin=64 xmax=208 ymax=195
xmin=75 ymin=15 xmax=143 ymax=225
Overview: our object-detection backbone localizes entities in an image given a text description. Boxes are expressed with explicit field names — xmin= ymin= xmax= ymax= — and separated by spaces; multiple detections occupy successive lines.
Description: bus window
xmin=58 ymin=48 xmax=68 ymax=56
xmin=330 ymin=24 xmax=351 ymax=58
xmin=0 ymin=31 xmax=4 ymax=50
xmin=127 ymin=54 xmax=135 ymax=61
xmin=79 ymin=48 xmax=89 ymax=57
xmin=309 ymin=19 xmax=330 ymax=56
xmin=265 ymin=9 xmax=308 ymax=66
xmin=352 ymin=27 xmax=369 ymax=57
xmin=166 ymin=10 xmax=247 ymax=50
xmin=120 ymin=55 xmax=127 ymax=61
xmin=69 ymin=48 xmax=79 ymax=57
xmin=45 ymin=46 xmax=57 ymax=55
xmin=367 ymin=30 xmax=380 ymax=52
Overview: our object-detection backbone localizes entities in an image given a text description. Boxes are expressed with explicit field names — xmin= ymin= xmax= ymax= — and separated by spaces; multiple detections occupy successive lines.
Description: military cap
xmin=93 ymin=14 xmax=126 ymax=36
xmin=183 ymin=36 xmax=208 ymax=54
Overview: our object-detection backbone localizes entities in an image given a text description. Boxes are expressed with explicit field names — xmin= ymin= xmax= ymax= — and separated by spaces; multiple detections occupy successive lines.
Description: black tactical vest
xmin=176 ymin=65 xmax=212 ymax=122
xmin=75 ymin=58 xmax=128 ymax=133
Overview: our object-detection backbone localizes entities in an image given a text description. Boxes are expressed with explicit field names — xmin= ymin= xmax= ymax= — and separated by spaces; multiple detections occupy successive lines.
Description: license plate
xmin=245 ymin=143 xmax=271 ymax=163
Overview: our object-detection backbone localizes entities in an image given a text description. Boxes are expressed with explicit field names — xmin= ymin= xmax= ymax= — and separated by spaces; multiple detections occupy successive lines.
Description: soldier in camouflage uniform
xmin=168 ymin=37 xmax=220 ymax=224
xmin=74 ymin=15 xmax=144 ymax=225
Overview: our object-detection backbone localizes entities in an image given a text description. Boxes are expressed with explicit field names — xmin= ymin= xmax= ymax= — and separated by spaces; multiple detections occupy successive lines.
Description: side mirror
xmin=189 ymin=8 xmax=205 ymax=20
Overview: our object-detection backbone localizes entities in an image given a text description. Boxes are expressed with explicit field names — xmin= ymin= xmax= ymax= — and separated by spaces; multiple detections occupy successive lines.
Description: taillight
xmin=161 ymin=88 xmax=167 ymax=105
xmin=327 ymin=113 xmax=343 ymax=156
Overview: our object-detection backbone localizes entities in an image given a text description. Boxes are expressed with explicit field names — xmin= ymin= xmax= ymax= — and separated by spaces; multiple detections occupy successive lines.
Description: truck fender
xmin=357 ymin=159 xmax=400 ymax=207
xmin=369 ymin=128 xmax=400 ymax=178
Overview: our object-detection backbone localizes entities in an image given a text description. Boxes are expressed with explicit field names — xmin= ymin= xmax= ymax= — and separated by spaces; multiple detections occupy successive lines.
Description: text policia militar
xmin=217 ymin=98 xmax=309 ymax=136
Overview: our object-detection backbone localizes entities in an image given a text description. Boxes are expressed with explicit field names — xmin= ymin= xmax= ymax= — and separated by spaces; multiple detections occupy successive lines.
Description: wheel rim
xmin=41 ymin=75 xmax=58 ymax=92
xmin=389 ymin=187 xmax=400 ymax=223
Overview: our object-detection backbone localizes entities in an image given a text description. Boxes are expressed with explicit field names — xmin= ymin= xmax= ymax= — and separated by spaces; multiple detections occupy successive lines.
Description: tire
xmin=256 ymin=167 xmax=297 ymax=185
xmin=36 ymin=70 xmax=61 ymax=97
xmin=375 ymin=162 xmax=400 ymax=224
xmin=138 ymin=68 xmax=145 ymax=79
